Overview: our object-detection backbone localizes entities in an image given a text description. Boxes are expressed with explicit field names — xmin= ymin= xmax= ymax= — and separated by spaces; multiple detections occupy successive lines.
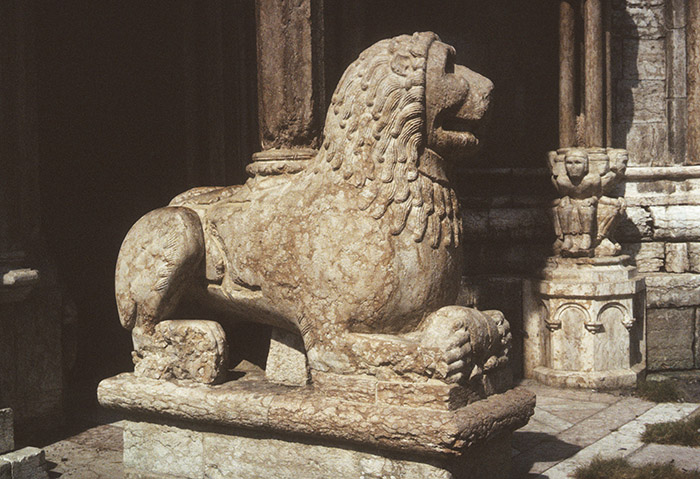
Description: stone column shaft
xmin=559 ymin=0 xmax=577 ymax=148
xmin=255 ymin=0 xmax=324 ymax=152
xmin=584 ymin=0 xmax=604 ymax=147
xmin=688 ymin=0 xmax=700 ymax=164
xmin=604 ymin=0 xmax=612 ymax=147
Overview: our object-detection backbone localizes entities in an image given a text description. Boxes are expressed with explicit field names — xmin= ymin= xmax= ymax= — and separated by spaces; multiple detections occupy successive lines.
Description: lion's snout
xmin=456 ymin=66 xmax=493 ymax=123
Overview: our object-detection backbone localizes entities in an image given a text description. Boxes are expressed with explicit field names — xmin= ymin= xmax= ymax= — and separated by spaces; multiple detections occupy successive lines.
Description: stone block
xmin=666 ymin=0 xmax=687 ymax=28
xmin=621 ymin=242 xmax=664 ymax=272
xmin=0 ymin=447 xmax=47 ymax=479
xmin=696 ymin=308 xmax=700 ymax=369
xmin=616 ymin=80 xmax=666 ymax=123
xmin=613 ymin=122 xmax=667 ymax=166
xmin=665 ymin=242 xmax=689 ymax=272
xmin=0 ymin=410 xmax=12 ymax=455
xmin=688 ymin=243 xmax=700 ymax=273
xmin=311 ymin=372 xmax=377 ymax=403
xmin=617 ymin=206 xmax=653 ymax=241
xmin=462 ymin=243 xmax=552 ymax=276
xmin=463 ymin=208 xmax=550 ymax=243
xmin=666 ymin=29 xmax=687 ymax=97
xmin=647 ymin=308 xmax=695 ymax=370
xmin=645 ymin=273 xmax=700 ymax=308
xmin=462 ymin=209 xmax=489 ymax=240
xmin=122 ymin=420 xmax=516 ymax=479
xmin=0 ymin=462 xmax=8 ymax=479
xmin=376 ymin=380 xmax=475 ymax=410
xmin=650 ymin=205 xmax=700 ymax=240
xmin=629 ymin=444 xmax=700 ymax=471
xmin=667 ymin=98 xmax=687 ymax=160
xmin=492 ymin=208 xmax=552 ymax=241
xmin=203 ymin=431 xmax=455 ymax=479
xmin=623 ymin=39 xmax=665 ymax=80
xmin=614 ymin=6 xmax=665 ymax=39
xmin=613 ymin=0 xmax=664 ymax=8
xmin=265 ymin=328 xmax=308 ymax=386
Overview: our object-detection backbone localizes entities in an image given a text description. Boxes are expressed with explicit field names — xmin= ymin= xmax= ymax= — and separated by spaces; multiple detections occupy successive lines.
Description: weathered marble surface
xmin=122 ymin=420 xmax=513 ymax=479
xmin=98 ymin=372 xmax=534 ymax=457
xmin=132 ymin=320 xmax=228 ymax=384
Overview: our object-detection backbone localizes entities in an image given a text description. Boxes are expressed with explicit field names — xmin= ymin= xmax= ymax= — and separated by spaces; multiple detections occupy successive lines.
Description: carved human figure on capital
xmin=549 ymin=147 xmax=627 ymax=257
xmin=114 ymin=33 xmax=512 ymax=394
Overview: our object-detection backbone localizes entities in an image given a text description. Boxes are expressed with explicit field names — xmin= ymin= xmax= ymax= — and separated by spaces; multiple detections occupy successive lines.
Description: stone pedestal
xmin=523 ymin=255 xmax=646 ymax=389
xmin=98 ymin=372 xmax=535 ymax=479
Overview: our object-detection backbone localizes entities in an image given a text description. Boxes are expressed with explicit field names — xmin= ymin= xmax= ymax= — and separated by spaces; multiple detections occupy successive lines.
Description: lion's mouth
xmin=435 ymin=116 xmax=481 ymax=152
xmin=442 ymin=117 xmax=480 ymax=134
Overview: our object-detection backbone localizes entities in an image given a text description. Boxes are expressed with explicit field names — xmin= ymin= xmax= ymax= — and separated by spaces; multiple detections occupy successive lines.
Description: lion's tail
xmin=115 ymin=207 xmax=205 ymax=331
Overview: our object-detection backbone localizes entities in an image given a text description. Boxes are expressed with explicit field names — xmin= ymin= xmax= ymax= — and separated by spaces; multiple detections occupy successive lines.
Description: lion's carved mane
xmin=313 ymin=33 xmax=462 ymax=249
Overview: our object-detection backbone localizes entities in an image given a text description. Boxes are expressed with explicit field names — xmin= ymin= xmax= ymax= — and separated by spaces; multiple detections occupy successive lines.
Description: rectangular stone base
xmin=122 ymin=419 xmax=512 ymax=479
xmin=99 ymin=373 xmax=535 ymax=479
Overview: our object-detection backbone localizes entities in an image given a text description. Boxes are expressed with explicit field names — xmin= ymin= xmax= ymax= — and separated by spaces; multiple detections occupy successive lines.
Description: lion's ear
xmin=391 ymin=53 xmax=412 ymax=77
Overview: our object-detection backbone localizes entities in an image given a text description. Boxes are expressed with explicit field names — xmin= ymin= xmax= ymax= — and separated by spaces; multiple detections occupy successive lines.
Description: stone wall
xmin=0 ymin=0 xmax=70 ymax=440
xmin=460 ymin=0 xmax=700 ymax=374
xmin=614 ymin=0 xmax=700 ymax=371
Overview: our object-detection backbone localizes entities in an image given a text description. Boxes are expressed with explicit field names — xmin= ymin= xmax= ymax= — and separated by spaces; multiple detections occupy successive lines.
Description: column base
xmin=523 ymin=255 xmax=646 ymax=389
xmin=533 ymin=363 xmax=645 ymax=389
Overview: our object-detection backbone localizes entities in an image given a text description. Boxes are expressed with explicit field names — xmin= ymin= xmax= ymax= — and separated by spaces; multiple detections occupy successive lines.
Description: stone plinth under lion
xmin=99 ymin=32 xmax=534 ymax=479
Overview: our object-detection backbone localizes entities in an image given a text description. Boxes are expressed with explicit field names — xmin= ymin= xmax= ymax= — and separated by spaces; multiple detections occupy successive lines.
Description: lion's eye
xmin=445 ymin=49 xmax=455 ymax=74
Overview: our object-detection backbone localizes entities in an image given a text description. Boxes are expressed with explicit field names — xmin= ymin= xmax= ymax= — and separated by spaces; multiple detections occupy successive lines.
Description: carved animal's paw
xmin=482 ymin=309 xmax=512 ymax=370
xmin=420 ymin=306 xmax=473 ymax=383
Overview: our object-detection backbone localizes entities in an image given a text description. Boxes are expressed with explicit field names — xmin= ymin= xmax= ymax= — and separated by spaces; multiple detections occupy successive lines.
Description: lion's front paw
xmin=420 ymin=306 xmax=473 ymax=383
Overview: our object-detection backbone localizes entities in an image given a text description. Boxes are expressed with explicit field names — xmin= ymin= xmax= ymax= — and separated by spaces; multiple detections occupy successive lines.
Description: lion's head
xmin=314 ymin=32 xmax=493 ymax=248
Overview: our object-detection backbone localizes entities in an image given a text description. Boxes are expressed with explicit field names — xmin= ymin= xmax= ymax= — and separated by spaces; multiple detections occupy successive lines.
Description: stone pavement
xmin=36 ymin=380 xmax=700 ymax=478
xmin=42 ymin=414 xmax=124 ymax=479
xmin=513 ymin=379 xmax=700 ymax=478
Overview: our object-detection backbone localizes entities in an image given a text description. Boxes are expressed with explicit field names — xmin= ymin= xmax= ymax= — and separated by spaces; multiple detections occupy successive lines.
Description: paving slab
xmin=555 ymin=396 xmax=656 ymax=448
xmin=628 ymin=443 xmax=700 ymax=472
xmin=43 ymin=423 xmax=123 ymax=479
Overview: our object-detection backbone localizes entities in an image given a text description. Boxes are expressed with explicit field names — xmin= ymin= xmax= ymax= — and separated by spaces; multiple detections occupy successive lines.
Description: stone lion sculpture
xmin=115 ymin=32 xmax=511 ymax=393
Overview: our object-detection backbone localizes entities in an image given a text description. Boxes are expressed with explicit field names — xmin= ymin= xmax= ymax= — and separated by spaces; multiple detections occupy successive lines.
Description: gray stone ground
xmin=37 ymin=379 xmax=700 ymax=479
xmin=43 ymin=415 xmax=124 ymax=479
